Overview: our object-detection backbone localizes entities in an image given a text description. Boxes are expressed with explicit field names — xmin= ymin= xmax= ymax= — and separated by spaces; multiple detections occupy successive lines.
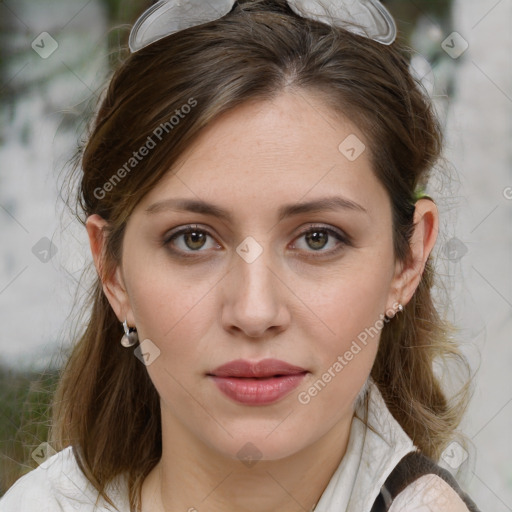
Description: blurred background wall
xmin=0 ymin=0 xmax=511 ymax=509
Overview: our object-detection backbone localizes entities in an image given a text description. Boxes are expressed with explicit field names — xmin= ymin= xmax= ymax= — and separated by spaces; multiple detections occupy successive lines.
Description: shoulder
xmin=388 ymin=473 xmax=471 ymax=512
xmin=0 ymin=446 xmax=127 ymax=512
xmin=0 ymin=461 xmax=55 ymax=511
xmin=0 ymin=446 xmax=86 ymax=511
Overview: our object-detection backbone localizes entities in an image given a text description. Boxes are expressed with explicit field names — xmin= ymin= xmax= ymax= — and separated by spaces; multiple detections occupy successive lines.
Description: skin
xmin=86 ymin=90 xmax=438 ymax=512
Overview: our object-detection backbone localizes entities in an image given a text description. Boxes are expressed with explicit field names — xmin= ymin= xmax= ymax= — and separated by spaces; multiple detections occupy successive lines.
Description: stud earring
xmin=384 ymin=302 xmax=404 ymax=321
xmin=120 ymin=318 xmax=139 ymax=347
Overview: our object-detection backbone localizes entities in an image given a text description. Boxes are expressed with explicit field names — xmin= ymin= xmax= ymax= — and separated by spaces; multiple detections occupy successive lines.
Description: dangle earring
xmin=120 ymin=318 xmax=139 ymax=347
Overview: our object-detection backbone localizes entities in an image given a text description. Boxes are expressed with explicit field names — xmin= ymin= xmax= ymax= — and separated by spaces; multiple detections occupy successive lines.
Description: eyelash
xmin=163 ymin=224 xmax=351 ymax=260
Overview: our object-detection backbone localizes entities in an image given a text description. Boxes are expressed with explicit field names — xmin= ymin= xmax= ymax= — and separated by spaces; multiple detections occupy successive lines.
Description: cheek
xmin=299 ymin=252 xmax=394 ymax=381
xmin=123 ymin=257 xmax=220 ymax=363
xmin=305 ymin=254 xmax=394 ymax=334
xmin=125 ymin=271 xmax=214 ymax=403
xmin=296 ymin=279 xmax=386 ymax=410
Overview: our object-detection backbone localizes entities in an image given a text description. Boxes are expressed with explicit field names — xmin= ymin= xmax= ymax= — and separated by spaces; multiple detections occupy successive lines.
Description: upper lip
xmin=208 ymin=358 xmax=307 ymax=378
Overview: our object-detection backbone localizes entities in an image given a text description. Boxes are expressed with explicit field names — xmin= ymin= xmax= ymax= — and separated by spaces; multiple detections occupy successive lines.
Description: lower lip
xmin=209 ymin=373 xmax=307 ymax=405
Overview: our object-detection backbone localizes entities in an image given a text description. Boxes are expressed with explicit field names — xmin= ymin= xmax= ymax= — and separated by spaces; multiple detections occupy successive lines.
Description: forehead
xmin=135 ymin=91 xmax=388 ymax=221
xmin=173 ymin=91 xmax=365 ymax=172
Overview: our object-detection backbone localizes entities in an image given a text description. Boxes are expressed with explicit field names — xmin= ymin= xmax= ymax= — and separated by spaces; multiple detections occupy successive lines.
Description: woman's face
xmin=105 ymin=91 xmax=403 ymax=461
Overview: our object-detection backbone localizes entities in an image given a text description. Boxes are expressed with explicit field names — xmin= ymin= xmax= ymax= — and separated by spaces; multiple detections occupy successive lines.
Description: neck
xmin=141 ymin=408 xmax=354 ymax=512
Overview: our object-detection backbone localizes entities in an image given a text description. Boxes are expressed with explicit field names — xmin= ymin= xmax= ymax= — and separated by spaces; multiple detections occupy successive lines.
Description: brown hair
xmin=52 ymin=1 xmax=472 ymax=510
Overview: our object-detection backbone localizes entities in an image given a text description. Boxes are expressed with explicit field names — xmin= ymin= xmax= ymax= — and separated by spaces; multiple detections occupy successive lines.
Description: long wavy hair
xmin=52 ymin=1 xmax=471 ymax=510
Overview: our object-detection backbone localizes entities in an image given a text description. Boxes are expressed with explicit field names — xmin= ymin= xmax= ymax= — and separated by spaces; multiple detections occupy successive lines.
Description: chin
xmin=201 ymin=424 xmax=315 ymax=464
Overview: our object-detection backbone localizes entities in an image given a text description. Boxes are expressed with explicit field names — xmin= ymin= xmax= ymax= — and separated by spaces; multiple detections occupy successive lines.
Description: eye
xmin=163 ymin=225 xmax=219 ymax=255
xmin=291 ymin=224 xmax=350 ymax=258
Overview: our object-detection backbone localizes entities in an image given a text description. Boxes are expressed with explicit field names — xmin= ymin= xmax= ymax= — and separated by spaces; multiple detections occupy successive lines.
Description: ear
xmin=85 ymin=214 xmax=132 ymax=324
xmin=387 ymin=198 xmax=439 ymax=309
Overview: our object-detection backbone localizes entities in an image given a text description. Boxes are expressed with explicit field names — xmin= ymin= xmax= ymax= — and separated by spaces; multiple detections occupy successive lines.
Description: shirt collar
xmin=313 ymin=378 xmax=417 ymax=512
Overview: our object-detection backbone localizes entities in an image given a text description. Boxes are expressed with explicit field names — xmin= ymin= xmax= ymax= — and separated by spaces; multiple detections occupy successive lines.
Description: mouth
xmin=207 ymin=358 xmax=308 ymax=405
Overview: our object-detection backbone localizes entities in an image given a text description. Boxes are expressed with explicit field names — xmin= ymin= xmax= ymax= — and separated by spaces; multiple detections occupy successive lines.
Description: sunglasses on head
xmin=129 ymin=0 xmax=397 ymax=53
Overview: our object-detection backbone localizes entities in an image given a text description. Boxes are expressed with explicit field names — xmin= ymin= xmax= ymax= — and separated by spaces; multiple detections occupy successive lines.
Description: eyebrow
xmin=144 ymin=195 xmax=367 ymax=223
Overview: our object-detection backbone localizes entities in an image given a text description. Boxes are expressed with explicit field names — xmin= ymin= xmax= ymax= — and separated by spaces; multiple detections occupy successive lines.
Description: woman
xmin=0 ymin=1 xmax=481 ymax=511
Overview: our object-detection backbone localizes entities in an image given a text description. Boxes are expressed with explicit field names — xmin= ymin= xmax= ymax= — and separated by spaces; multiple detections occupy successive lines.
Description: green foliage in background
xmin=384 ymin=0 xmax=452 ymax=47
xmin=0 ymin=364 xmax=60 ymax=496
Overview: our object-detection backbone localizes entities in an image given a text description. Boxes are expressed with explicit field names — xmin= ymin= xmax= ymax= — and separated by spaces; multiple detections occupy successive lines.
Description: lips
xmin=207 ymin=358 xmax=308 ymax=405
xmin=208 ymin=358 xmax=307 ymax=378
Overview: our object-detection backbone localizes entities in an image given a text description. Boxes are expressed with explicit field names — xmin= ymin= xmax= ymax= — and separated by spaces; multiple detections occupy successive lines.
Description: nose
xmin=221 ymin=239 xmax=290 ymax=340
